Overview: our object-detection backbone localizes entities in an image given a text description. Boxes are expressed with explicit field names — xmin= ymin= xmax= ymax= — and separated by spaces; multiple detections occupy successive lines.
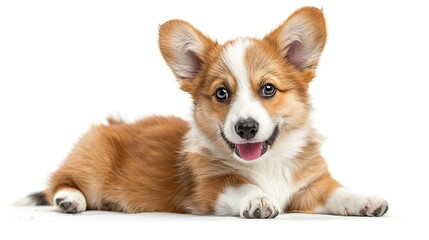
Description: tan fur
xmin=44 ymin=7 xmax=353 ymax=216
xmin=287 ymin=131 xmax=341 ymax=213
xmin=47 ymin=116 xmax=191 ymax=213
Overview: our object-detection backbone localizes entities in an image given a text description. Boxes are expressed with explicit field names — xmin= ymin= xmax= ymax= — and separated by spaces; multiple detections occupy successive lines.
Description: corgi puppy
xmin=22 ymin=6 xmax=388 ymax=218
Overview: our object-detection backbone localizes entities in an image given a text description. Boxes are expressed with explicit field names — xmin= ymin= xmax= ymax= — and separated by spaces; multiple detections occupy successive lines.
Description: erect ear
xmin=159 ymin=20 xmax=216 ymax=90
xmin=264 ymin=7 xmax=327 ymax=71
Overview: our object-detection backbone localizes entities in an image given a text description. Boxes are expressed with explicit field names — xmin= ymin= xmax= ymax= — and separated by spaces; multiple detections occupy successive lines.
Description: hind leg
xmin=52 ymin=186 xmax=87 ymax=213
xmin=46 ymin=169 xmax=88 ymax=213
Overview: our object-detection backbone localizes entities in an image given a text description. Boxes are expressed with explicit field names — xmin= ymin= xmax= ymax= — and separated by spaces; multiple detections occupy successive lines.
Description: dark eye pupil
xmin=216 ymin=88 xmax=229 ymax=100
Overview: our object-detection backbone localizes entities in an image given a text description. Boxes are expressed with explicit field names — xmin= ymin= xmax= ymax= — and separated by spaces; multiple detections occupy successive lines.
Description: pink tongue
xmin=236 ymin=142 xmax=263 ymax=161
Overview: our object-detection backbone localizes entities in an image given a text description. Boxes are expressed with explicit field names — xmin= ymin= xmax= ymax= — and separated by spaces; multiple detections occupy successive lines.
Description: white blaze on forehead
xmin=221 ymin=39 xmax=275 ymax=145
xmin=222 ymin=38 xmax=251 ymax=91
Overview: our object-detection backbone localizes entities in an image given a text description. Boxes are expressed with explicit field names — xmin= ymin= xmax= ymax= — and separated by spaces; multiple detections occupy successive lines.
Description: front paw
xmin=323 ymin=188 xmax=389 ymax=217
xmin=240 ymin=196 xmax=280 ymax=219
xmin=353 ymin=195 xmax=389 ymax=217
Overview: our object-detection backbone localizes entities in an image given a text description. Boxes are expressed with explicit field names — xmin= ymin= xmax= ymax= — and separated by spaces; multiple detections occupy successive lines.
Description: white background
xmin=1 ymin=0 xmax=428 ymax=239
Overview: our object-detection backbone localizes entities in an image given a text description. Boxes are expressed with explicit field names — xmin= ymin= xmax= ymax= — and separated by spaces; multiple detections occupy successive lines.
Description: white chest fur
xmin=245 ymin=159 xmax=299 ymax=210
xmin=246 ymin=123 xmax=310 ymax=209
xmin=215 ymin=125 xmax=311 ymax=215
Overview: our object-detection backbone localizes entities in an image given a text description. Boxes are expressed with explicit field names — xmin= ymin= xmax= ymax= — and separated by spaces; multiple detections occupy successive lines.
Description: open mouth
xmin=220 ymin=126 xmax=279 ymax=161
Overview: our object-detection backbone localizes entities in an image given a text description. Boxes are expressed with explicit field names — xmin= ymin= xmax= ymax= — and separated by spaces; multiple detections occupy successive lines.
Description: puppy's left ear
xmin=264 ymin=7 xmax=327 ymax=71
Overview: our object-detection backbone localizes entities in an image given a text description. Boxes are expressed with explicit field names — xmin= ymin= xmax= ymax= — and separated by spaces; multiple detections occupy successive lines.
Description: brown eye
xmin=216 ymin=87 xmax=229 ymax=101
xmin=261 ymin=84 xmax=276 ymax=98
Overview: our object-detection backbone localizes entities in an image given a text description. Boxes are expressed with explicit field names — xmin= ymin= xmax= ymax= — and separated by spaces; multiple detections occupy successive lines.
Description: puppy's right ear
xmin=159 ymin=20 xmax=216 ymax=92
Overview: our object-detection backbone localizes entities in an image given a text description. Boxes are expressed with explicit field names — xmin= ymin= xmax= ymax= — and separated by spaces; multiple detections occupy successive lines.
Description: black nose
xmin=235 ymin=118 xmax=259 ymax=140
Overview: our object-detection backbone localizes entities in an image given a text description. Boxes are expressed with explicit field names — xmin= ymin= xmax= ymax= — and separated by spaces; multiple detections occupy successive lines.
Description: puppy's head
xmin=159 ymin=7 xmax=326 ymax=162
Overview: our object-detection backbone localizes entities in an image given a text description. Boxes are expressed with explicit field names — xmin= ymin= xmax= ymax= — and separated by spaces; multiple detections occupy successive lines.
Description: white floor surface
xmin=1 ymin=206 xmax=424 ymax=240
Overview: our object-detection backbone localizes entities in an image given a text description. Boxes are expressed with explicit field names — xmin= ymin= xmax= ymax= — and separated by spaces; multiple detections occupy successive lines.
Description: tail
xmin=14 ymin=192 xmax=49 ymax=206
